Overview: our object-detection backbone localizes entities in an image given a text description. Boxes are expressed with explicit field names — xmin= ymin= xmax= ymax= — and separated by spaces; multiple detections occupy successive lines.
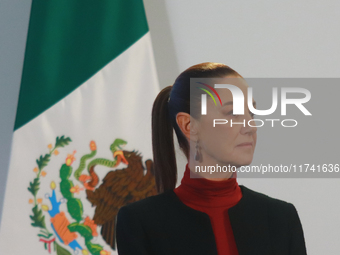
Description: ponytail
xmin=152 ymin=86 xmax=177 ymax=193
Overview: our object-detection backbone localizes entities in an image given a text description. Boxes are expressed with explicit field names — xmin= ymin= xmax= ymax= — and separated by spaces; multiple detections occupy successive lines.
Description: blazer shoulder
xmin=117 ymin=190 xmax=172 ymax=216
xmin=240 ymin=185 xmax=296 ymax=212
xmin=240 ymin=185 xmax=305 ymax=236
xmin=235 ymin=187 xmax=307 ymax=254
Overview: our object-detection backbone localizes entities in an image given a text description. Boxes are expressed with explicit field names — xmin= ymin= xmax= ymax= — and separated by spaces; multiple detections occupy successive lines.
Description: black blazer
xmin=116 ymin=185 xmax=307 ymax=255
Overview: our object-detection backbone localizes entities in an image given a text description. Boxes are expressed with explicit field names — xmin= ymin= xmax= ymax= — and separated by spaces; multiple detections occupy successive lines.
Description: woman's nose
xmin=241 ymin=112 xmax=257 ymax=134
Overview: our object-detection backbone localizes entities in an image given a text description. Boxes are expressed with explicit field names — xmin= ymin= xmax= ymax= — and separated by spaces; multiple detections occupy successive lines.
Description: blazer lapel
xmin=228 ymin=185 xmax=272 ymax=255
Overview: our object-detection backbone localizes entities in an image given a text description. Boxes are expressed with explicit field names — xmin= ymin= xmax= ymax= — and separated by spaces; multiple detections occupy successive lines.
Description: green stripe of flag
xmin=14 ymin=0 xmax=148 ymax=130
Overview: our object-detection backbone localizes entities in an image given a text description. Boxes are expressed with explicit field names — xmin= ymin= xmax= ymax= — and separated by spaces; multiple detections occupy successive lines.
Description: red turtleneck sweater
xmin=174 ymin=163 xmax=242 ymax=255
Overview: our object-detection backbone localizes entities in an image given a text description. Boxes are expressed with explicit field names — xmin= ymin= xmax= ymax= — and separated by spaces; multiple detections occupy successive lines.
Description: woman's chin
xmin=235 ymin=157 xmax=254 ymax=168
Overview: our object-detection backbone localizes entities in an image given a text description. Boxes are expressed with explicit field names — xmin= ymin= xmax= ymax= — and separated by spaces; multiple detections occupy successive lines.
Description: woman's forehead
xmin=215 ymin=84 xmax=249 ymax=100
xmin=209 ymin=87 xmax=256 ymax=106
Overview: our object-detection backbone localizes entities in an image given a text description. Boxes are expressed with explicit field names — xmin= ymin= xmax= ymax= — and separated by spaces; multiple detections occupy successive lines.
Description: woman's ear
xmin=176 ymin=112 xmax=201 ymax=142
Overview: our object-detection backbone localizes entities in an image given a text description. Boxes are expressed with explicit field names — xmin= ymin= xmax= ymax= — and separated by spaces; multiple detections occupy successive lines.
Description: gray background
xmin=1 ymin=0 xmax=340 ymax=253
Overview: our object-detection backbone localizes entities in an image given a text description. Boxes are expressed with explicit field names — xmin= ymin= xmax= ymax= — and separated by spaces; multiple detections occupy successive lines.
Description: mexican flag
xmin=0 ymin=1 xmax=159 ymax=255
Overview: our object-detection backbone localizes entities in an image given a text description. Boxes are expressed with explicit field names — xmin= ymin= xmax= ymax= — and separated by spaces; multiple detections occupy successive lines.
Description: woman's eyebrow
xmin=222 ymin=101 xmax=233 ymax=106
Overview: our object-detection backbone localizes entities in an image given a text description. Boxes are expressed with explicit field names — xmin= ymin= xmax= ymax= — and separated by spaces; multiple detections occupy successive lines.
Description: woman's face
xmin=193 ymin=76 xmax=257 ymax=173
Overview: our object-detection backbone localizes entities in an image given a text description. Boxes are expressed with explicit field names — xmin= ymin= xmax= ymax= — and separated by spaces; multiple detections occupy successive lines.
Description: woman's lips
xmin=237 ymin=142 xmax=253 ymax=147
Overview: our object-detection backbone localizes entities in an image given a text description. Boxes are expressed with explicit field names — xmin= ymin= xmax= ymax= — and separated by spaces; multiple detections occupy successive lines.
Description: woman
xmin=116 ymin=62 xmax=307 ymax=255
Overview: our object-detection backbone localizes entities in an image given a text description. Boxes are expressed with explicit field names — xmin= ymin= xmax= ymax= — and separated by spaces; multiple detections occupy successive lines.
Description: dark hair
xmin=151 ymin=62 xmax=241 ymax=193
